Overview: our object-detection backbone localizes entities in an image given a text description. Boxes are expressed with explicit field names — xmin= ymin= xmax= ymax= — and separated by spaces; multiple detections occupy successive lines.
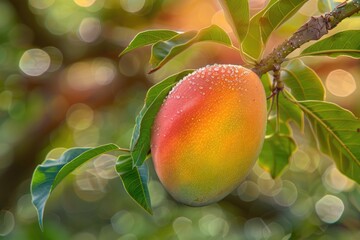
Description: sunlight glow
xmin=74 ymin=0 xmax=96 ymax=7
xmin=78 ymin=17 xmax=101 ymax=43
xmin=326 ymin=69 xmax=356 ymax=97
xmin=120 ymin=0 xmax=145 ymax=13
xmin=315 ymin=195 xmax=344 ymax=224
xmin=19 ymin=49 xmax=51 ymax=76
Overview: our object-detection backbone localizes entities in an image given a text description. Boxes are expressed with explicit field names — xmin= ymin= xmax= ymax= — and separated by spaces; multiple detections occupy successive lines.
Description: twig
xmin=252 ymin=0 xmax=360 ymax=76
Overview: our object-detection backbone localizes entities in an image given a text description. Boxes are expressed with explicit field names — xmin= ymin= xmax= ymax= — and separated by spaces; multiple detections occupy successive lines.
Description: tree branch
xmin=252 ymin=0 xmax=360 ymax=76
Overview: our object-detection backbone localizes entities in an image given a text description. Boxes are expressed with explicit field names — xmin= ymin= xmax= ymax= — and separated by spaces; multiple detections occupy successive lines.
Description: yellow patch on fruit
xmin=151 ymin=64 xmax=267 ymax=206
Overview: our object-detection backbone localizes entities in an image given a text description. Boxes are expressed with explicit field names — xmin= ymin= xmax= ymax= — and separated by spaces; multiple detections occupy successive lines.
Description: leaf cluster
xmin=30 ymin=0 xmax=360 ymax=227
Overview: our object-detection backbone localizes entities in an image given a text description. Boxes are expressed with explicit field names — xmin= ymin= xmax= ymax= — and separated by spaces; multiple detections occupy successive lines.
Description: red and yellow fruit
xmin=151 ymin=64 xmax=267 ymax=206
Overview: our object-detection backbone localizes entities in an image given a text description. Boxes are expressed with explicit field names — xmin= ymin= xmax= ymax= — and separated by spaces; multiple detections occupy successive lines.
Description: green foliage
xmin=119 ymin=30 xmax=179 ymax=56
xmin=219 ymin=0 xmax=249 ymax=42
xmin=293 ymin=100 xmax=360 ymax=184
xmin=260 ymin=114 xmax=296 ymax=178
xmin=28 ymin=0 xmax=360 ymax=231
xmin=149 ymin=25 xmax=232 ymax=72
xmin=282 ymin=59 xmax=325 ymax=101
xmin=301 ymin=30 xmax=360 ymax=58
xmin=116 ymin=155 xmax=152 ymax=214
xmin=31 ymin=144 xmax=119 ymax=228
xmin=241 ymin=0 xmax=277 ymax=61
xmin=241 ymin=0 xmax=306 ymax=61
xmin=130 ymin=70 xmax=194 ymax=166
xmin=278 ymin=93 xmax=304 ymax=128
xmin=260 ymin=0 xmax=308 ymax=44
xmin=277 ymin=59 xmax=325 ymax=129
xmin=259 ymin=133 xmax=297 ymax=178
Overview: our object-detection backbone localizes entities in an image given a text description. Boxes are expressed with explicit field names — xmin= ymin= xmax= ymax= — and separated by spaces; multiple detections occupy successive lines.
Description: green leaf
xmin=279 ymin=93 xmax=304 ymax=128
xmin=119 ymin=30 xmax=179 ymax=56
xmin=260 ymin=0 xmax=308 ymax=44
xmin=130 ymin=70 xmax=194 ymax=166
xmin=31 ymin=143 xmax=119 ymax=229
xmin=149 ymin=25 xmax=232 ymax=72
xmin=277 ymin=59 xmax=324 ymax=129
xmin=219 ymin=0 xmax=249 ymax=42
xmin=241 ymin=0 xmax=277 ymax=61
xmin=301 ymin=30 xmax=360 ymax=58
xmin=282 ymin=59 xmax=325 ymax=101
xmin=259 ymin=133 xmax=297 ymax=178
xmin=266 ymin=116 xmax=292 ymax=136
xmin=294 ymin=100 xmax=360 ymax=183
xmin=116 ymin=155 xmax=152 ymax=214
xmin=317 ymin=0 xmax=336 ymax=13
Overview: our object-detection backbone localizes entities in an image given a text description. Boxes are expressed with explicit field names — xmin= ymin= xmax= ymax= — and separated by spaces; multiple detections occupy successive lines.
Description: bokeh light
xmin=326 ymin=69 xmax=357 ymax=97
xmin=16 ymin=194 xmax=37 ymax=223
xmin=172 ymin=217 xmax=193 ymax=239
xmin=273 ymin=180 xmax=298 ymax=207
xmin=43 ymin=46 xmax=63 ymax=72
xmin=66 ymin=58 xmax=116 ymax=91
xmin=0 ymin=210 xmax=15 ymax=237
xmin=119 ymin=54 xmax=141 ymax=77
xmin=66 ymin=104 xmax=94 ymax=131
xmin=74 ymin=0 xmax=96 ymax=8
xmin=323 ymin=165 xmax=355 ymax=193
xmin=19 ymin=49 xmax=51 ymax=76
xmin=94 ymin=154 xmax=118 ymax=180
xmin=78 ymin=17 xmax=102 ymax=43
xmin=244 ymin=218 xmax=270 ymax=240
xmin=198 ymin=214 xmax=229 ymax=237
xmin=1 ymin=0 xmax=360 ymax=239
xmin=257 ymin=172 xmax=282 ymax=196
xmin=237 ymin=180 xmax=260 ymax=202
xmin=315 ymin=195 xmax=344 ymax=224
xmin=119 ymin=0 xmax=146 ymax=13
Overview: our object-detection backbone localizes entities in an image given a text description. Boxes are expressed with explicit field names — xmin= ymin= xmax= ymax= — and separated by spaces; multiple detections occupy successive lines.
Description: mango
xmin=151 ymin=64 xmax=267 ymax=206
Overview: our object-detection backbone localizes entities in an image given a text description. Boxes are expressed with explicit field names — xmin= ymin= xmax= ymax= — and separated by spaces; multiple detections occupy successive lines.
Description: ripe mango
xmin=151 ymin=64 xmax=267 ymax=206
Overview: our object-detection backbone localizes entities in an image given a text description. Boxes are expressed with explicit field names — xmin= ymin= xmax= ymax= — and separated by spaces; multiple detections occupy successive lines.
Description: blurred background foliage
xmin=0 ymin=0 xmax=359 ymax=239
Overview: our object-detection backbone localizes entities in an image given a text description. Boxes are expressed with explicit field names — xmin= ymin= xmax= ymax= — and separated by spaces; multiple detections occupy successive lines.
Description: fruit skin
xmin=151 ymin=64 xmax=267 ymax=206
